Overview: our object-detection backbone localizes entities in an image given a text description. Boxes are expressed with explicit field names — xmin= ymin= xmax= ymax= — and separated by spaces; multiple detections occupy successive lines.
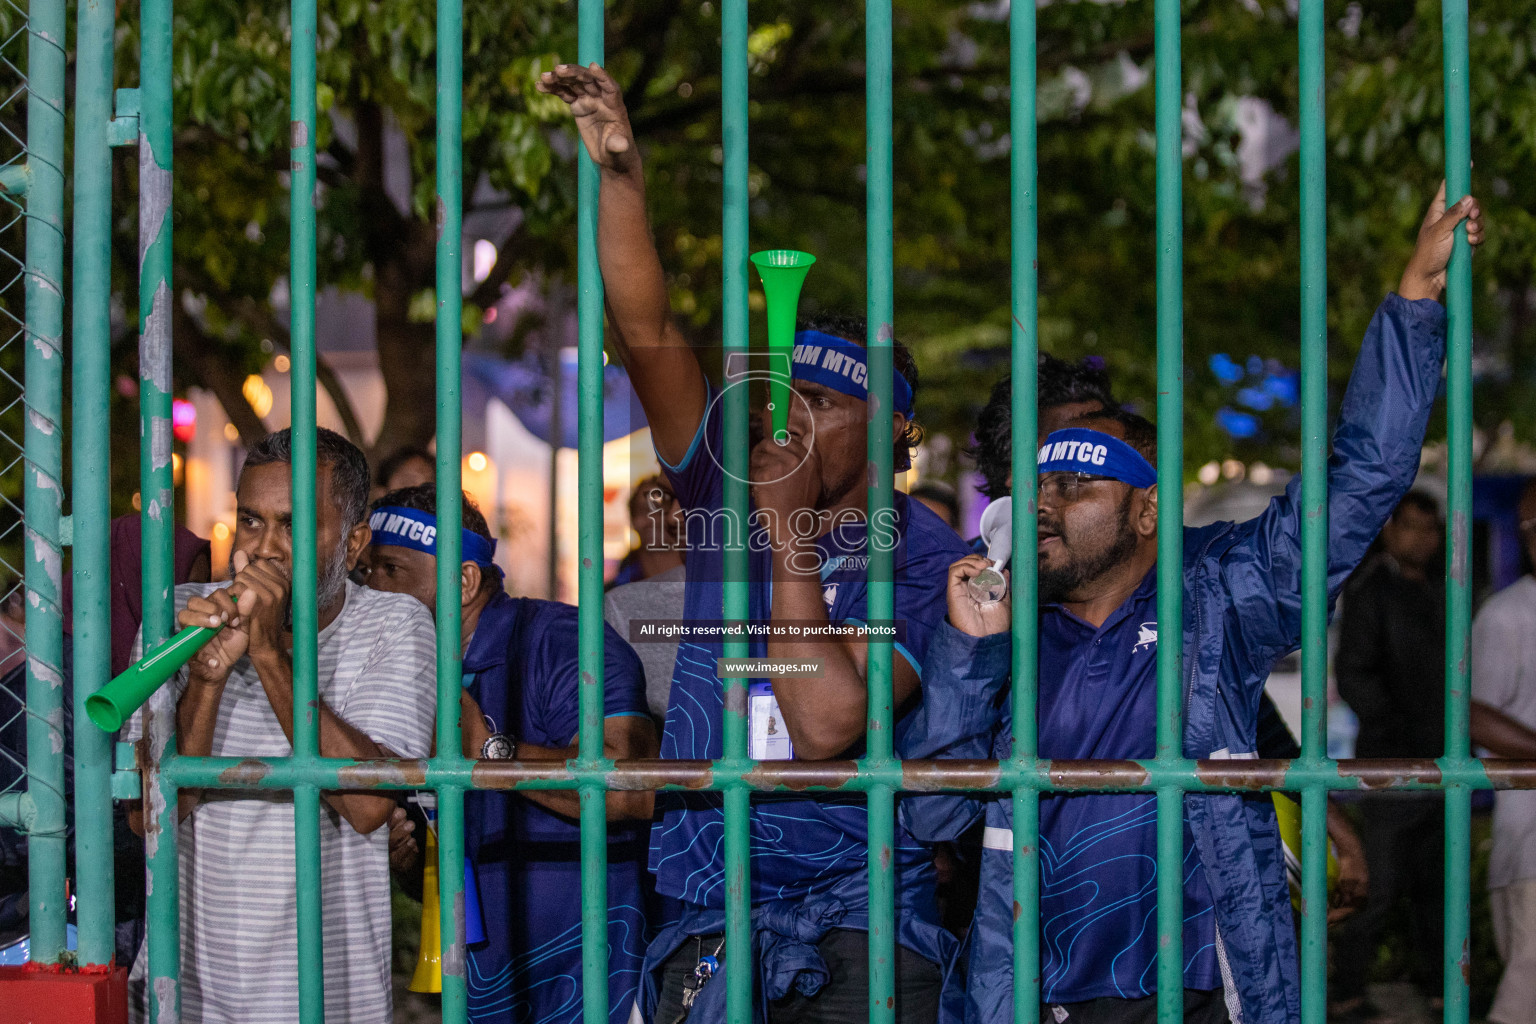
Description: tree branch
xmin=227 ymin=297 xmax=369 ymax=448
xmin=465 ymin=219 xmax=532 ymax=310
xmin=171 ymin=300 xmax=270 ymax=443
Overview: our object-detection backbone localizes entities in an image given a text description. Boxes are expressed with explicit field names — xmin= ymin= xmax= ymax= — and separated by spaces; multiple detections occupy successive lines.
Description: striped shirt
xmin=126 ymin=580 xmax=437 ymax=1024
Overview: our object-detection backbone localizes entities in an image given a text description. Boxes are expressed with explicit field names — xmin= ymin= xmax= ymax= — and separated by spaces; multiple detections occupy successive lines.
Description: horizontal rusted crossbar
xmin=164 ymin=754 xmax=1536 ymax=794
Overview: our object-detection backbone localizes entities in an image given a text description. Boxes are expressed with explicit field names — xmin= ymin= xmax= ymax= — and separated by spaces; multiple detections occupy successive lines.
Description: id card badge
xmin=749 ymin=680 xmax=794 ymax=761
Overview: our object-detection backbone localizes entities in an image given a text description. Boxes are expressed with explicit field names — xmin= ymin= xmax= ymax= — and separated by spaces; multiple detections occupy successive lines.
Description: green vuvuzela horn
xmin=85 ymin=624 xmax=221 ymax=732
xmin=749 ymin=249 xmax=815 ymax=444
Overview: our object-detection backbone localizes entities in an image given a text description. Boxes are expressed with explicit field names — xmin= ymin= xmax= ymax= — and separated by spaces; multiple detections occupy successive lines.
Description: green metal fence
xmin=0 ymin=0 xmax=44 ymax=871
xmin=0 ymin=0 xmax=1520 ymax=1022
xmin=2 ymin=0 xmax=68 ymax=968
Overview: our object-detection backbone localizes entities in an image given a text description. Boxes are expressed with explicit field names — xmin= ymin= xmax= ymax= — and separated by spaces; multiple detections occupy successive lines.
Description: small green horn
xmin=750 ymin=249 xmax=815 ymax=444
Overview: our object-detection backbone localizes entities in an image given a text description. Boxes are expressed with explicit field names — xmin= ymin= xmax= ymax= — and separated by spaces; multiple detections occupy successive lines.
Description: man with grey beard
xmin=124 ymin=427 xmax=437 ymax=1024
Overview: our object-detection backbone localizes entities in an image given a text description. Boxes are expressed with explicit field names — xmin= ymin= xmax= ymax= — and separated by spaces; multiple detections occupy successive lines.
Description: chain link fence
xmin=0 ymin=0 xmax=37 ymax=857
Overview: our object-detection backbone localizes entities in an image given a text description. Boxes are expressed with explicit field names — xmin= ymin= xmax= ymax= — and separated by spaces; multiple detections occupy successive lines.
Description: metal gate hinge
xmin=109 ymin=89 xmax=140 ymax=148
xmin=112 ymin=741 xmax=141 ymax=800
xmin=59 ymin=514 xmax=71 ymax=547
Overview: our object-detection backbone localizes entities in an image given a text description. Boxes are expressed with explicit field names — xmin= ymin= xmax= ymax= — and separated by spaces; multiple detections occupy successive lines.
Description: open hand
xmin=535 ymin=64 xmax=638 ymax=175
xmin=1399 ymin=181 xmax=1485 ymax=302
xmin=946 ymin=555 xmax=1012 ymax=638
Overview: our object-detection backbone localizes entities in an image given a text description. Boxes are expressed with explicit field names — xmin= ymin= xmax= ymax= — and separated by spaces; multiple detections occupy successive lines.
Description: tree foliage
xmin=128 ymin=0 xmax=1536 ymax=479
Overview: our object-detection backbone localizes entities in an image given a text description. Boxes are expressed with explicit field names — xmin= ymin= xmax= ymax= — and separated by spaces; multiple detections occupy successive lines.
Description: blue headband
xmin=791 ymin=330 xmax=915 ymax=419
xmin=368 ymin=506 xmax=500 ymax=569
xmin=1036 ymin=427 xmax=1157 ymax=489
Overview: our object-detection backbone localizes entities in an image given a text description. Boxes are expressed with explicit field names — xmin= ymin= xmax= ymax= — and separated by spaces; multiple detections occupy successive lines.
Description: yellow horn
xmin=408 ymin=822 xmax=443 ymax=993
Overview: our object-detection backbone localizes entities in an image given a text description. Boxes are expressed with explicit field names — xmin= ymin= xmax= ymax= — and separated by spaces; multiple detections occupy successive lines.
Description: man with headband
xmin=902 ymin=184 xmax=1484 ymax=1024
xmin=363 ymin=485 xmax=658 ymax=1024
xmin=539 ymin=65 xmax=968 ymax=1022
xmin=123 ymin=428 xmax=437 ymax=1024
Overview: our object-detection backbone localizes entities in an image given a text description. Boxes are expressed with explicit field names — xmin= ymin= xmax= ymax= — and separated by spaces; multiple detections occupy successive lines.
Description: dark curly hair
xmin=799 ymin=312 xmax=923 ymax=469
xmin=968 ymin=353 xmax=1118 ymax=500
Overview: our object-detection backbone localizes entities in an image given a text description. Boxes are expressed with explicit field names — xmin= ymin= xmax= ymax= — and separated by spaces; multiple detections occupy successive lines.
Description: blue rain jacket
xmin=898 ymin=294 xmax=1447 ymax=1024
xmin=636 ymin=873 xmax=962 ymax=1024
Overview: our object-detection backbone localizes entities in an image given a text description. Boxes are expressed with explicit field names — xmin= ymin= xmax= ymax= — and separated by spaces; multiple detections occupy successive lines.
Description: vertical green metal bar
xmin=864 ymin=3 xmax=897 ymax=1023
xmin=1008 ymin=0 xmax=1040 ymax=1019
xmin=1441 ymin=783 xmax=1471 ymax=1024
xmin=137 ymin=6 xmax=174 ymax=663
xmin=436 ymin=0 xmax=469 ymax=1018
xmin=575 ymin=3 xmax=609 ymax=1022
xmin=139 ymin=0 xmax=181 ymax=1010
xmin=288 ymin=0 xmax=325 ymax=1016
xmin=21 ymin=0 xmax=65 ymax=966
xmin=1152 ymin=781 xmax=1183 ymax=1023
xmin=1295 ymin=11 xmax=1329 ymax=767
xmin=287 ymin=4 xmax=319 ymax=754
xmin=720 ymin=1 xmax=753 ymax=1019
xmin=1152 ymin=1 xmax=1185 ymax=1021
xmin=1440 ymin=4 xmax=1474 ymax=1022
xmin=1296 ymin=3 xmax=1331 ymax=1022
xmin=70 ymin=0 xmax=118 ymax=969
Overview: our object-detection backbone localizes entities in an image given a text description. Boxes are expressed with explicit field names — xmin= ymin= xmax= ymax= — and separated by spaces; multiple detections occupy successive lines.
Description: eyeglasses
xmin=1037 ymin=471 xmax=1119 ymax=508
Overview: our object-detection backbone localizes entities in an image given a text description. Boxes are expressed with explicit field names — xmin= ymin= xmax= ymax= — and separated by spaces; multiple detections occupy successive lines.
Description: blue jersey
xmin=1036 ymin=569 xmax=1218 ymax=1002
xmin=463 ymin=592 xmax=652 ymax=1024
xmin=653 ymin=391 xmax=968 ymax=912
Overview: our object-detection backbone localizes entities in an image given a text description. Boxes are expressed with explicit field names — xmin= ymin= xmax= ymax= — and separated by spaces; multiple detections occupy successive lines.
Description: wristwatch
xmin=480 ymin=732 xmax=516 ymax=760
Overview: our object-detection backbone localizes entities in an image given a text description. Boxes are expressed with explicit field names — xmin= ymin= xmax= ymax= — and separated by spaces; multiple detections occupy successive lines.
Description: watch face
xmin=481 ymin=733 xmax=514 ymax=760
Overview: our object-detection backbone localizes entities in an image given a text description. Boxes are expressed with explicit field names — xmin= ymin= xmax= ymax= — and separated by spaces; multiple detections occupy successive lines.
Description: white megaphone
xmin=969 ymin=496 xmax=1012 ymax=605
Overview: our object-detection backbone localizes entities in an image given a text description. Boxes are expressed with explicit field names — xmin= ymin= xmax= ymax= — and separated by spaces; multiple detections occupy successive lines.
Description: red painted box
xmin=0 ymin=964 xmax=128 ymax=1024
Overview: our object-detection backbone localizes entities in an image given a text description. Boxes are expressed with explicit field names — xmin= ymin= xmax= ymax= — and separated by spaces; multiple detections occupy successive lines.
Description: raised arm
xmin=1224 ymin=187 xmax=1482 ymax=672
xmin=537 ymin=63 xmax=708 ymax=466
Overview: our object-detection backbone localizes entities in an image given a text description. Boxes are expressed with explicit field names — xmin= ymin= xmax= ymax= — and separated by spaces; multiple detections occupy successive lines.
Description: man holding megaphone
xmin=539 ymin=63 xmax=970 ymax=1024
xmin=123 ymin=428 xmax=438 ymax=1024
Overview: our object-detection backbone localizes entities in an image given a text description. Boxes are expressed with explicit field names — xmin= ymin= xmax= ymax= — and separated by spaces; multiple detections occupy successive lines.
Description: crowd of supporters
xmin=5 ymin=57 xmax=1534 ymax=1024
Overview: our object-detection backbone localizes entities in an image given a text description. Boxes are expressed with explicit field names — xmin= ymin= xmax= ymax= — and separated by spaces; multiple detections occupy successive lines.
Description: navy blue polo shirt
xmin=462 ymin=592 xmax=653 ymax=1024
xmin=1037 ymin=568 xmax=1219 ymax=1003
xmin=653 ymin=387 xmax=968 ymax=911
